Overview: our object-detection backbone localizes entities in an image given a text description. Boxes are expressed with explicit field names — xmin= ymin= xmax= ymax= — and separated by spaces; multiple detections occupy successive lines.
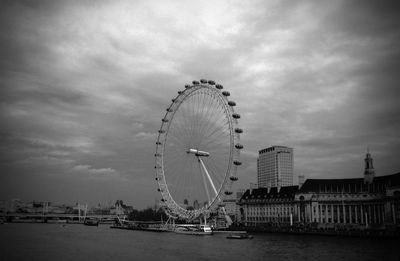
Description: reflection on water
xmin=0 ymin=223 xmax=398 ymax=261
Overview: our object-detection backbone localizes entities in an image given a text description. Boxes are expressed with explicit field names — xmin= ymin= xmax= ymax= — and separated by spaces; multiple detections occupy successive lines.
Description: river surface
xmin=0 ymin=223 xmax=398 ymax=261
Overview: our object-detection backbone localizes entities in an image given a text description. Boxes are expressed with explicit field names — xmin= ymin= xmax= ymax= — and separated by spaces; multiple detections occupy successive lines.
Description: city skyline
xmin=1 ymin=1 xmax=400 ymax=209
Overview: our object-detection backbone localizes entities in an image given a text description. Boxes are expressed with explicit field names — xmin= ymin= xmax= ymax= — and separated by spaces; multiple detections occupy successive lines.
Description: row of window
xmin=246 ymin=205 xmax=294 ymax=217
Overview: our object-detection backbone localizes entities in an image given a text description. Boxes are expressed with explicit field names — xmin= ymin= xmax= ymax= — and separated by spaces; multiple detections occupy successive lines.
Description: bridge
xmin=0 ymin=212 xmax=126 ymax=223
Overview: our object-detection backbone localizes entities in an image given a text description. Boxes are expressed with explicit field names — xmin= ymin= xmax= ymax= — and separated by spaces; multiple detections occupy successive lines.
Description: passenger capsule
xmin=232 ymin=113 xmax=241 ymax=119
xmin=185 ymin=84 xmax=190 ymax=89
xmin=171 ymin=98 xmax=176 ymax=102
xmin=208 ymin=80 xmax=215 ymax=85
xmin=161 ymin=198 xmax=165 ymax=202
xmin=155 ymin=177 xmax=158 ymax=180
xmin=158 ymin=130 xmax=165 ymax=134
xmin=222 ymin=91 xmax=230 ymax=96
xmin=192 ymin=80 xmax=200 ymax=85
xmin=200 ymin=79 xmax=208 ymax=84
xmin=162 ymin=118 xmax=168 ymax=122
xmin=228 ymin=101 xmax=236 ymax=106
xmin=230 ymin=176 xmax=238 ymax=181
xmin=157 ymin=188 xmax=161 ymax=192
xmin=235 ymin=143 xmax=243 ymax=149
xmin=224 ymin=191 xmax=233 ymax=195
xmin=215 ymin=84 xmax=223 ymax=89
xmin=233 ymin=160 xmax=242 ymax=166
xmin=234 ymin=128 xmax=243 ymax=133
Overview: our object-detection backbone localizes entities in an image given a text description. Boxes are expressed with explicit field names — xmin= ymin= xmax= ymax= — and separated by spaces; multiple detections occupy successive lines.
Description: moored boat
xmin=47 ymin=218 xmax=67 ymax=224
xmin=110 ymin=223 xmax=134 ymax=230
xmin=226 ymin=233 xmax=253 ymax=239
xmin=173 ymin=224 xmax=213 ymax=235
xmin=84 ymin=218 xmax=99 ymax=226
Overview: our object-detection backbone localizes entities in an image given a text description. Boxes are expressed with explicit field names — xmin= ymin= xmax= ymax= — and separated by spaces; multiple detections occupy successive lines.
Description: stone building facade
xmin=238 ymin=186 xmax=298 ymax=227
xmin=239 ymin=152 xmax=400 ymax=229
xmin=294 ymin=173 xmax=400 ymax=228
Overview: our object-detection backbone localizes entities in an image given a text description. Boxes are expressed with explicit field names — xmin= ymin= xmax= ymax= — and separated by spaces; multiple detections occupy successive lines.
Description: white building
xmin=257 ymin=146 xmax=293 ymax=189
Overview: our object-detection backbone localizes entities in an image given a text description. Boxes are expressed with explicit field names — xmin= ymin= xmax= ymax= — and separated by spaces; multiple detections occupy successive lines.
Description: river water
xmin=0 ymin=223 xmax=398 ymax=261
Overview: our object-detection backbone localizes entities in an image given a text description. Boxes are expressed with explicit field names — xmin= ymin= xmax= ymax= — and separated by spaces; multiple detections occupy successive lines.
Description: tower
xmin=298 ymin=175 xmax=305 ymax=188
xmin=363 ymin=148 xmax=375 ymax=184
xmin=257 ymin=146 xmax=293 ymax=189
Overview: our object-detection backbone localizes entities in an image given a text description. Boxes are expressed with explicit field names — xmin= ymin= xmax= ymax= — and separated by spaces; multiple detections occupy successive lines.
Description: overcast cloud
xmin=1 ymin=0 xmax=400 ymax=209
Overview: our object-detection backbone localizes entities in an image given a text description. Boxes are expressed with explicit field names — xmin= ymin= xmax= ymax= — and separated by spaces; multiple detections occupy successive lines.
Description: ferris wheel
xmin=154 ymin=79 xmax=243 ymax=221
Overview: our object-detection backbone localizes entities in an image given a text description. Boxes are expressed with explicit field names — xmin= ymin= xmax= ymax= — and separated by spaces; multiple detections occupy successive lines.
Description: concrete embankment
xmin=230 ymin=226 xmax=400 ymax=238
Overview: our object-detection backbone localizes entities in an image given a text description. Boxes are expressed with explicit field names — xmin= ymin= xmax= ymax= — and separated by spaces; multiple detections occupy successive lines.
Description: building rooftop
xmin=299 ymin=172 xmax=400 ymax=193
xmin=240 ymin=172 xmax=400 ymax=201
xmin=240 ymin=185 xmax=299 ymax=201
xmin=258 ymin=146 xmax=292 ymax=154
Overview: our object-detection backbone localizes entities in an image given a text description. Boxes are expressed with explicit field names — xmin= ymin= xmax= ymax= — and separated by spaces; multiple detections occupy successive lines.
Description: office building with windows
xmin=257 ymin=146 xmax=293 ymax=189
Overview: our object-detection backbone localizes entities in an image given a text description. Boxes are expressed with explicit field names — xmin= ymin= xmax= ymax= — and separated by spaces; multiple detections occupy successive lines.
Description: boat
xmin=110 ymin=216 xmax=140 ymax=230
xmin=226 ymin=233 xmax=253 ymax=239
xmin=173 ymin=224 xmax=213 ymax=235
xmin=110 ymin=220 xmax=135 ymax=230
xmin=110 ymin=223 xmax=135 ymax=230
xmin=84 ymin=218 xmax=99 ymax=226
xmin=47 ymin=218 xmax=67 ymax=224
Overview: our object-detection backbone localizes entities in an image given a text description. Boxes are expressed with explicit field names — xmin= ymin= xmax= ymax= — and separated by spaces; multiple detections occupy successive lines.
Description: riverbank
xmin=231 ymin=225 xmax=400 ymax=238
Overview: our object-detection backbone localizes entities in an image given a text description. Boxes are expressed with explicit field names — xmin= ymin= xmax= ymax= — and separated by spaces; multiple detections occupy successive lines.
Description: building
xmin=213 ymin=189 xmax=246 ymax=228
xmin=222 ymin=189 xmax=245 ymax=222
xmin=239 ymin=150 xmax=400 ymax=230
xmin=257 ymin=146 xmax=293 ymax=189
xmin=295 ymin=174 xmax=400 ymax=227
xmin=109 ymin=200 xmax=133 ymax=216
xmin=238 ymin=186 xmax=298 ymax=227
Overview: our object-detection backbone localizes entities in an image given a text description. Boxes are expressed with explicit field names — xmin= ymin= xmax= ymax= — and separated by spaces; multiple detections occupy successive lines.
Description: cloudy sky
xmin=1 ymin=0 xmax=400 ymax=209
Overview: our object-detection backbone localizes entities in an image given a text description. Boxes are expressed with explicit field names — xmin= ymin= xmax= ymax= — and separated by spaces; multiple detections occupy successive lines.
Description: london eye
xmin=154 ymin=79 xmax=242 ymax=221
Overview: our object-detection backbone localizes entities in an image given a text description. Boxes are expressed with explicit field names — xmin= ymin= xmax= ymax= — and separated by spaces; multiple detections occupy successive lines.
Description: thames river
xmin=0 ymin=223 xmax=398 ymax=261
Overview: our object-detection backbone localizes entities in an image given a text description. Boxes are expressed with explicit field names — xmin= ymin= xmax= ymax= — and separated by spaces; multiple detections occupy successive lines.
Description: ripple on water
xmin=0 ymin=224 xmax=398 ymax=261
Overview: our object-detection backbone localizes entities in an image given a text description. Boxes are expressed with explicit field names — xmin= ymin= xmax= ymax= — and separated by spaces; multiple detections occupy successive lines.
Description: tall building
xmin=257 ymin=146 xmax=293 ymax=189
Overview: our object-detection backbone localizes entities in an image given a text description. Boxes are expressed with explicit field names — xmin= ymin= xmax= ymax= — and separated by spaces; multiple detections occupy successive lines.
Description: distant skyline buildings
xmin=257 ymin=146 xmax=294 ymax=189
